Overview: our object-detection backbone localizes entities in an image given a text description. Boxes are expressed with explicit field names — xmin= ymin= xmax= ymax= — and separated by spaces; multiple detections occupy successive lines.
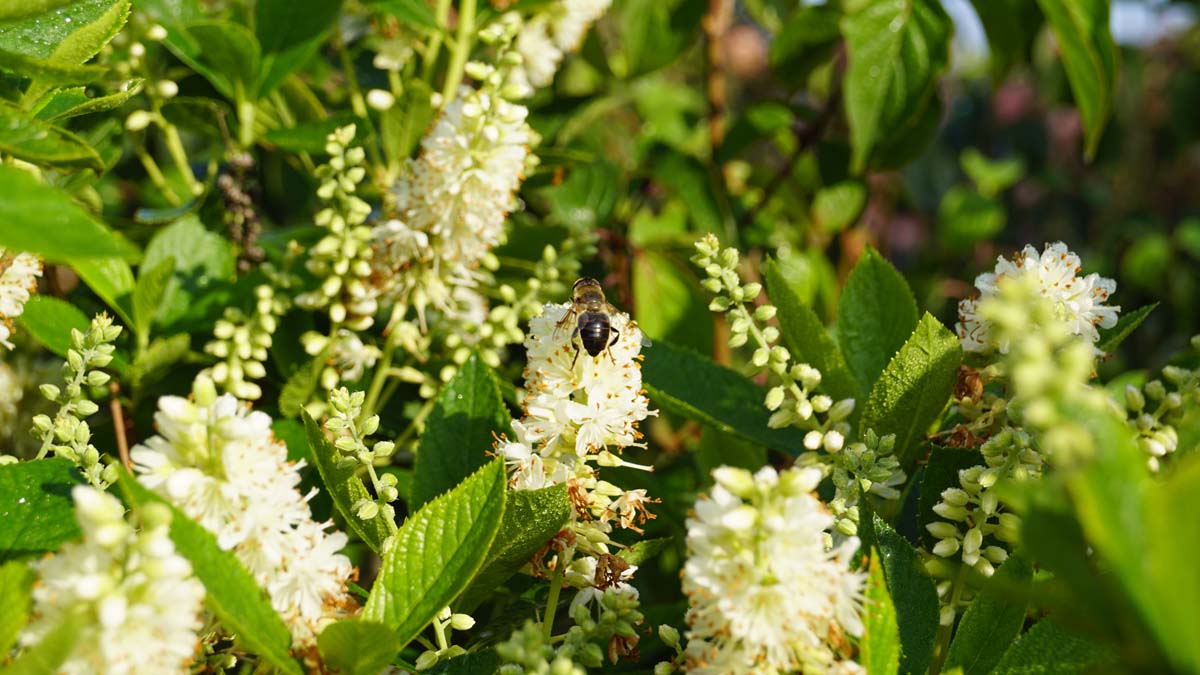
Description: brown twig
xmin=703 ymin=0 xmax=734 ymax=150
xmin=109 ymin=382 xmax=131 ymax=470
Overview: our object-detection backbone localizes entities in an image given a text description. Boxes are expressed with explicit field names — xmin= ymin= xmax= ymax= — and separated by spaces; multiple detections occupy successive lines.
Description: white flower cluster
xmin=683 ymin=466 xmax=866 ymax=675
xmin=374 ymin=80 xmax=532 ymax=323
xmin=509 ymin=0 xmax=612 ymax=96
xmin=21 ymin=487 xmax=204 ymax=675
xmin=0 ymin=248 xmax=42 ymax=349
xmin=956 ymin=242 xmax=1119 ymax=354
xmin=132 ymin=377 xmax=356 ymax=647
xmin=498 ymin=301 xmax=656 ymax=546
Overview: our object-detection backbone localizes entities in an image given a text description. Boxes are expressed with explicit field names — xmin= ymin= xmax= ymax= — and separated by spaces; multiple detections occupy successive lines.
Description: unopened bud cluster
xmin=807 ymin=429 xmax=904 ymax=538
xmin=325 ymin=388 xmax=398 ymax=531
xmin=296 ymin=125 xmax=379 ymax=330
xmin=414 ymin=606 xmax=477 ymax=670
xmin=926 ymin=463 xmax=1018 ymax=579
xmin=204 ymin=285 xmax=285 ymax=400
xmin=32 ymin=314 xmax=122 ymax=487
xmin=1119 ymin=336 xmax=1200 ymax=471
xmin=693 ymin=235 xmax=854 ymax=450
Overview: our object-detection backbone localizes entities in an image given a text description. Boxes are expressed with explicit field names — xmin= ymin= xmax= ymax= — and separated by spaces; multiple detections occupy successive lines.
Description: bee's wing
xmin=551 ymin=305 xmax=579 ymax=338
xmin=640 ymin=335 xmax=653 ymax=348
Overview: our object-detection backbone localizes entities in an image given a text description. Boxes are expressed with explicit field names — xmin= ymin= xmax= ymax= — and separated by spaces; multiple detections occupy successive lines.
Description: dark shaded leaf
xmin=0 ymin=459 xmax=82 ymax=564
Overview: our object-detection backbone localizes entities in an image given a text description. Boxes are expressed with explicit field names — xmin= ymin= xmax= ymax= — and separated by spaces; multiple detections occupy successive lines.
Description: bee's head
xmin=572 ymin=277 xmax=604 ymax=302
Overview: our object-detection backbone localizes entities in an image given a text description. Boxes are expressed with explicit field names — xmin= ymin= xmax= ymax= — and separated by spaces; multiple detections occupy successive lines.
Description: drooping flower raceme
xmin=507 ymin=0 xmax=612 ymax=97
xmin=683 ymin=466 xmax=866 ymax=675
xmin=20 ymin=487 xmax=204 ymax=675
xmin=956 ymin=242 xmax=1119 ymax=354
xmin=132 ymin=377 xmax=356 ymax=647
xmin=0 ymin=248 xmax=42 ymax=349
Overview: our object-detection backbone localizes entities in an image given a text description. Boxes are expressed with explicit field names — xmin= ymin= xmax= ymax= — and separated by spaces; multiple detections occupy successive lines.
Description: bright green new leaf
xmin=0 ymin=561 xmax=33 ymax=654
xmin=633 ymin=249 xmax=712 ymax=356
xmin=0 ymin=0 xmax=120 ymax=59
xmin=841 ymin=0 xmax=952 ymax=171
xmin=837 ymin=247 xmax=919 ymax=398
xmin=411 ymin=353 xmax=511 ymax=509
xmin=641 ymin=340 xmax=810 ymax=454
xmin=0 ymin=49 xmax=105 ymax=84
xmin=0 ymin=0 xmax=75 ymax=21
xmin=765 ymin=259 xmax=857 ymax=402
xmin=302 ymin=412 xmax=392 ymax=554
xmin=0 ymin=167 xmax=137 ymax=261
xmin=0 ymin=612 xmax=81 ymax=675
xmin=944 ymin=555 xmax=1033 ymax=675
xmin=1036 ymin=0 xmax=1116 ymax=159
xmin=812 ymin=180 xmax=867 ymax=234
xmin=132 ymin=256 xmax=175 ymax=348
xmin=363 ymin=459 xmax=506 ymax=648
xmin=862 ymin=552 xmax=901 ymax=675
xmin=34 ymin=80 xmax=142 ymax=120
xmin=862 ymin=313 xmax=962 ymax=466
xmin=960 ymin=148 xmax=1025 ymax=198
xmin=457 ymin=484 xmax=571 ymax=612
xmin=0 ymin=103 xmax=102 ymax=169
xmin=317 ymin=620 xmax=402 ymax=675
xmin=118 ymin=475 xmax=303 ymax=675
xmin=279 ymin=357 xmax=324 ymax=418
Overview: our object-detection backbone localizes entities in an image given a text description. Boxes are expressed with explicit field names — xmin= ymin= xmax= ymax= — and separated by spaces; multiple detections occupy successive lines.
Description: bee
xmin=556 ymin=277 xmax=622 ymax=367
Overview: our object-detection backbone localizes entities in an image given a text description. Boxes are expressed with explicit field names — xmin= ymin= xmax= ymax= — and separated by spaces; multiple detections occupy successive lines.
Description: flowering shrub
xmin=2 ymin=1 xmax=1199 ymax=674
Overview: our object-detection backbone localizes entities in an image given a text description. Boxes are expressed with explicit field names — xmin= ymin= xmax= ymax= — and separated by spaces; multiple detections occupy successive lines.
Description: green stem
xmin=363 ymin=323 xmax=405 ymax=422
xmin=237 ymin=97 xmax=256 ymax=149
xmin=929 ymin=564 xmax=968 ymax=675
xmin=135 ymin=147 xmax=182 ymax=206
xmin=440 ymin=0 xmax=476 ymax=102
xmin=422 ymin=0 xmax=454 ymax=82
xmin=541 ymin=547 xmax=574 ymax=640
xmin=364 ymin=461 xmax=399 ymax=535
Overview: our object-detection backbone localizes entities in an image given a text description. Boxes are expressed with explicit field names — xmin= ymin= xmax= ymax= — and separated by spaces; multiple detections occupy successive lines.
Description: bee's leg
xmin=606 ymin=328 xmax=620 ymax=364
xmin=570 ymin=334 xmax=581 ymax=369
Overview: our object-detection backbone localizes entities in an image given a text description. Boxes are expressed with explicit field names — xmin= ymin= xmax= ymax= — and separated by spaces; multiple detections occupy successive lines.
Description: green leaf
xmin=0 ymin=49 xmax=105 ymax=84
xmin=457 ymin=484 xmax=571 ymax=612
xmin=617 ymin=537 xmax=672 ymax=566
xmin=641 ymin=340 xmax=809 ymax=453
xmin=23 ymin=0 xmax=127 ymax=95
xmin=0 ymin=459 xmax=82 ymax=563
xmin=118 ymin=474 xmax=303 ymax=675
xmin=812 ymin=180 xmax=867 ymax=234
xmin=0 ymin=612 xmax=82 ymax=675
xmin=279 ymin=357 xmax=323 ymax=418
xmin=380 ymin=80 xmax=434 ymax=164
xmin=960 ymin=148 xmax=1025 ymax=198
xmin=302 ymin=412 xmax=392 ymax=554
xmin=165 ymin=20 xmax=261 ymax=101
xmin=317 ymin=620 xmax=402 ymax=675
xmin=0 ymin=561 xmax=33 ymax=655
xmin=862 ymin=552 xmax=900 ymax=675
xmin=254 ymin=0 xmax=343 ymax=94
xmin=0 ymin=103 xmax=102 ymax=170
xmin=132 ymin=256 xmax=174 ymax=347
xmin=1035 ymin=0 xmax=1116 ymax=159
xmin=937 ymin=187 xmax=1005 ymax=251
xmin=18 ymin=295 xmax=88 ymax=358
xmin=837 ymin=247 xmax=919 ymax=398
xmin=412 ymin=354 xmax=510 ymax=509
xmin=0 ymin=0 xmax=122 ymax=59
xmin=841 ymin=0 xmax=952 ymax=171
xmin=944 ymin=555 xmax=1033 ymax=675
xmin=768 ymin=4 xmax=840 ymax=85
xmin=126 ymin=333 xmax=190 ymax=392
xmin=71 ymin=257 xmax=135 ymax=327
xmin=1142 ymin=453 xmax=1200 ymax=671
xmin=917 ymin=446 xmax=984 ymax=549
xmin=872 ymin=515 xmax=939 ymax=675
xmin=140 ymin=216 xmax=236 ymax=329
xmin=363 ymin=459 xmax=506 ymax=648
xmin=695 ymin=426 xmax=766 ymax=476
xmin=1096 ymin=303 xmax=1156 ymax=354
xmin=263 ymin=113 xmax=360 ymax=153
xmin=425 ymin=650 xmax=501 ymax=675
xmin=862 ymin=313 xmax=961 ymax=466
xmin=991 ymin=617 xmax=1115 ymax=675
xmin=633 ymin=249 xmax=712 ymax=356
xmin=0 ymin=166 xmax=137 ymax=262
xmin=34 ymin=79 xmax=142 ymax=120
xmin=764 ymin=258 xmax=857 ymax=402
xmin=968 ymin=0 xmax=1041 ymax=81
xmin=0 ymin=0 xmax=75 ymax=21
xmin=369 ymin=0 xmax=440 ymax=30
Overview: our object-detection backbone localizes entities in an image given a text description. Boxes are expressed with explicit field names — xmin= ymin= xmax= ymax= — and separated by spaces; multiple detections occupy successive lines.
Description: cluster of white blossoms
xmin=497 ymin=301 xmax=656 ymax=546
xmin=956 ymin=242 xmax=1119 ymax=354
xmin=0 ymin=248 xmax=42 ymax=349
xmin=373 ymin=74 xmax=533 ymax=324
xmin=131 ymin=377 xmax=356 ymax=647
xmin=20 ymin=487 xmax=204 ymax=675
xmin=509 ymin=0 xmax=612 ymax=96
xmin=683 ymin=466 xmax=866 ymax=675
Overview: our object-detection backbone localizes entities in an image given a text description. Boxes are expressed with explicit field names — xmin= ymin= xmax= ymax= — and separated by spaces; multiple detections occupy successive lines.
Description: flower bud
xmin=754 ymin=304 xmax=777 ymax=321
xmin=1124 ymin=384 xmax=1145 ymax=412
xmin=764 ymin=386 xmax=785 ymax=411
xmin=449 ymin=613 xmax=476 ymax=630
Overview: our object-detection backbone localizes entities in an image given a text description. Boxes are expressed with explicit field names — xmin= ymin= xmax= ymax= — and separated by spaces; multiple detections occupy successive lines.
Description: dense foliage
xmin=1 ymin=0 xmax=1198 ymax=674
